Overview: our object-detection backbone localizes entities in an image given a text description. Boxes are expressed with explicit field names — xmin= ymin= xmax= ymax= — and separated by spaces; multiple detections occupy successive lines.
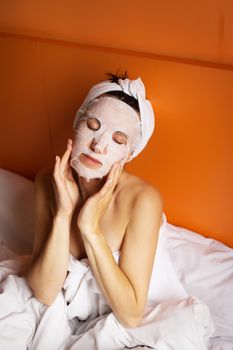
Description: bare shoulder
xmin=118 ymin=171 xmax=163 ymax=212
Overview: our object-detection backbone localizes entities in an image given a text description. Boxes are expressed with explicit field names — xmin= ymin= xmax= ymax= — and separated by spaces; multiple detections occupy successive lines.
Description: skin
xmin=26 ymin=109 xmax=163 ymax=328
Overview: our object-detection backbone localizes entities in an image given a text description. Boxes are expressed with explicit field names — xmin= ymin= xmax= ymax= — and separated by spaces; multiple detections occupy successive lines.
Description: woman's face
xmin=70 ymin=96 xmax=141 ymax=180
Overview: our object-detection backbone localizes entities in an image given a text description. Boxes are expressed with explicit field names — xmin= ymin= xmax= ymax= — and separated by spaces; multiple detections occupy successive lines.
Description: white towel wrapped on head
xmin=73 ymin=77 xmax=155 ymax=160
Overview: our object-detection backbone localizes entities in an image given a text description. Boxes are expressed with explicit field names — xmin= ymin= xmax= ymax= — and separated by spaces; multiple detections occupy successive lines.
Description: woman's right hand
xmin=53 ymin=139 xmax=80 ymax=218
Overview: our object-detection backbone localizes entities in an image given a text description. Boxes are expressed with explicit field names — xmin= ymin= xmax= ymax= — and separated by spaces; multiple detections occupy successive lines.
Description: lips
xmin=83 ymin=154 xmax=102 ymax=164
xmin=79 ymin=153 xmax=103 ymax=169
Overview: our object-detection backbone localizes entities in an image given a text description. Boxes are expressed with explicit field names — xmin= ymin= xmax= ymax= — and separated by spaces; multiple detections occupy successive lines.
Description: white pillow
xmin=0 ymin=168 xmax=34 ymax=255
xmin=165 ymin=221 xmax=233 ymax=338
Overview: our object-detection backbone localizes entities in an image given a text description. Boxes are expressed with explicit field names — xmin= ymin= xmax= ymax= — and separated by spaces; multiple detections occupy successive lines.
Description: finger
xmin=99 ymin=177 xmax=113 ymax=197
xmin=107 ymin=162 xmax=119 ymax=186
xmin=67 ymin=165 xmax=75 ymax=182
xmin=97 ymin=165 xmax=116 ymax=197
xmin=53 ymin=155 xmax=61 ymax=184
xmin=107 ymin=160 xmax=122 ymax=183
xmin=101 ymin=160 xmax=123 ymax=195
xmin=109 ymin=161 xmax=118 ymax=177
xmin=60 ymin=139 xmax=73 ymax=174
xmin=112 ymin=160 xmax=124 ymax=185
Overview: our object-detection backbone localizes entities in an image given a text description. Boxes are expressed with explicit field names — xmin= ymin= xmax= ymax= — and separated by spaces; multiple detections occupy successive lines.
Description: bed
xmin=0 ymin=168 xmax=232 ymax=349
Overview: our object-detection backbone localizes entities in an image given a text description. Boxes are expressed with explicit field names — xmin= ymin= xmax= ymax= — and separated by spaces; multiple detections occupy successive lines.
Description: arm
xmin=26 ymin=139 xmax=79 ymax=305
xmin=81 ymin=186 xmax=163 ymax=328
xmin=25 ymin=169 xmax=71 ymax=305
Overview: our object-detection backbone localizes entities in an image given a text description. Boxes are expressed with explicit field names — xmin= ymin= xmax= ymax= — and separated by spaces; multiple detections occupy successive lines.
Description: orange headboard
xmin=0 ymin=32 xmax=232 ymax=248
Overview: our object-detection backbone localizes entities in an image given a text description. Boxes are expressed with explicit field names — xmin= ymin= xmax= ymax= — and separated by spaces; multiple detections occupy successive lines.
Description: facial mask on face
xmin=70 ymin=96 xmax=141 ymax=180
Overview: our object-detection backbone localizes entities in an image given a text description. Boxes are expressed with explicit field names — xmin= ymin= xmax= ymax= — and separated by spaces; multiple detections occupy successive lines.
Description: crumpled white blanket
xmin=0 ymin=249 xmax=215 ymax=350
xmin=208 ymin=337 xmax=233 ymax=350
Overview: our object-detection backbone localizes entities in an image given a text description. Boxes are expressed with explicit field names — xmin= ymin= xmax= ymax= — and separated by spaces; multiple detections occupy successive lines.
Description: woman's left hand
xmin=77 ymin=160 xmax=124 ymax=236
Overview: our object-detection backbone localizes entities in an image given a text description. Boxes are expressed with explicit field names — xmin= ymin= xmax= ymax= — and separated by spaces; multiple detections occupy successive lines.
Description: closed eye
xmin=86 ymin=117 xmax=100 ymax=130
xmin=113 ymin=131 xmax=127 ymax=145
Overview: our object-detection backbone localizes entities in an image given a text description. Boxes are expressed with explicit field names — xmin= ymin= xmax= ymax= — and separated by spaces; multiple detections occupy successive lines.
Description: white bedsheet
xmin=0 ymin=245 xmax=215 ymax=350
xmin=1 ymin=165 xmax=233 ymax=349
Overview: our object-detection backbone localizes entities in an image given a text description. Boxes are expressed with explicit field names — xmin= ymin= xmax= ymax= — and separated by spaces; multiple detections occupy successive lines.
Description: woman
xmin=0 ymin=72 xmax=214 ymax=349
xmin=26 ymin=71 xmax=164 ymax=328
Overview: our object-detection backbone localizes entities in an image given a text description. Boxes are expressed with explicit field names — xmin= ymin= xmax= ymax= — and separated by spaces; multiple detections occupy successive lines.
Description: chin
xmin=74 ymin=164 xmax=111 ymax=181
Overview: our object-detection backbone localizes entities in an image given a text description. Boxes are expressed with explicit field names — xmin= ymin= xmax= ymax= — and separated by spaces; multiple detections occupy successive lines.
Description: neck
xmin=71 ymin=168 xmax=106 ymax=201
xmin=78 ymin=175 xmax=107 ymax=201
xmin=72 ymin=168 xmax=127 ymax=202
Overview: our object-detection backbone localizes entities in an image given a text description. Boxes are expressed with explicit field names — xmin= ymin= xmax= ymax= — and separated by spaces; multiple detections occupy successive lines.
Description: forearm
xmin=82 ymin=232 xmax=141 ymax=327
xmin=26 ymin=215 xmax=71 ymax=305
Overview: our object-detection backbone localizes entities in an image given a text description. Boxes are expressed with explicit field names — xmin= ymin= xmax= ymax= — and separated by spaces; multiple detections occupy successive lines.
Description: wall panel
xmin=0 ymin=33 xmax=232 ymax=247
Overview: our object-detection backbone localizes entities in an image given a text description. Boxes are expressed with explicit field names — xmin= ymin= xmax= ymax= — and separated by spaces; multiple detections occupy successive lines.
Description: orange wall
xmin=0 ymin=32 xmax=232 ymax=247
xmin=1 ymin=0 xmax=233 ymax=65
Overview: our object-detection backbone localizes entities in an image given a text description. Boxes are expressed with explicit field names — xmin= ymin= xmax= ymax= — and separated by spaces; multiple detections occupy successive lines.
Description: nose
xmin=90 ymin=133 xmax=109 ymax=154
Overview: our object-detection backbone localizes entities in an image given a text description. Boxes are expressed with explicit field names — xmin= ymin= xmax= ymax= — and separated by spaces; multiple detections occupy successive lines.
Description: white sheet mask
xmin=70 ymin=96 xmax=141 ymax=180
